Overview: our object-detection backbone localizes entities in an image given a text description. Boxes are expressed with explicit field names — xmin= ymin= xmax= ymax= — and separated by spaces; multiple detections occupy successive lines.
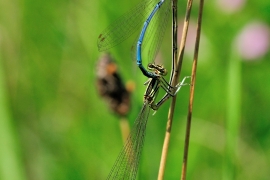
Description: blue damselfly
xmin=97 ymin=0 xmax=189 ymax=179
xmin=107 ymin=64 xmax=189 ymax=180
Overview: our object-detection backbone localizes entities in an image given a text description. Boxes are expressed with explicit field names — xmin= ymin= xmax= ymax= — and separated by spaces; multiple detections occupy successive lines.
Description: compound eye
xmin=160 ymin=69 xmax=167 ymax=76
xmin=156 ymin=65 xmax=167 ymax=76
xmin=147 ymin=63 xmax=167 ymax=76
xmin=147 ymin=63 xmax=155 ymax=70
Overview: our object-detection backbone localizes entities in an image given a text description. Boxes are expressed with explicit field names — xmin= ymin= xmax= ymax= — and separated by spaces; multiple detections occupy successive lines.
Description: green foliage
xmin=0 ymin=0 xmax=270 ymax=179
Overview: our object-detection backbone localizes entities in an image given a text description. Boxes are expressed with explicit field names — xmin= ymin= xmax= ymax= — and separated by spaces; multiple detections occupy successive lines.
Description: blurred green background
xmin=0 ymin=0 xmax=270 ymax=179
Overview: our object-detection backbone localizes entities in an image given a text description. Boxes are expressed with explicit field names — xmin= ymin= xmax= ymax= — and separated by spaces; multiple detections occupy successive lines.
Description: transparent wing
xmin=107 ymin=103 xmax=150 ymax=180
xmin=143 ymin=0 xmax=171 ymax=64
xmin=130 ymin=0 xmax=171 ymax=66
xmin=97 ymin=0 xmax=158 ymax=52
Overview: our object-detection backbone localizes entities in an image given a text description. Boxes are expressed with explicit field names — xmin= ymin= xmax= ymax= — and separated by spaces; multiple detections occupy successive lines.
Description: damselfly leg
xmin=143 ymin=63 xmax=190 ymax=110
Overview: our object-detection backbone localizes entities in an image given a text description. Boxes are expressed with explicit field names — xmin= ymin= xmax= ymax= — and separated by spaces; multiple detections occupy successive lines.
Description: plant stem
xmin=119 ymin=118 xmax=130 ymax=143
xmin=180 ymin=0 xmax=204 ymax=179
xmin=0 ymin=57 xmax=26 ymax=180
xmin=222 ymin=47 xmax=241 ymax=180
xmin=158 ymin=0 xmax=193 ymax=179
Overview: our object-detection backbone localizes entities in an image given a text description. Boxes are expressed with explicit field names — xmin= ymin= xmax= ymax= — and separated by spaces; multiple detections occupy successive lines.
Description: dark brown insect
xmin=96 ymin=53 xmax=132 ymax=117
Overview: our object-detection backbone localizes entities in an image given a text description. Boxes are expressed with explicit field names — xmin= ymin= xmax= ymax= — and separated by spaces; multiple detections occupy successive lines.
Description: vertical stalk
xmin=0 ymin=57 xmax=26 ymax=180
xmin=180 ymin=0 xmax=204 ymax=179
xmin=169 ymin=0 xmax=178 ymax=85
xmin=158 ymin=0 xmax=193 ymax=179
xmin=119 ymin=118 xmax=130 ymax=143
xmin=157 ymin=0 xmax=178 ymax=179
xmin=222 ymin=49 xmax=241 ymax=180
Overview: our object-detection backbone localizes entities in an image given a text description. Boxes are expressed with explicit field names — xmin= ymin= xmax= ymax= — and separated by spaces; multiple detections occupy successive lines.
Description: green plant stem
xmin=0 ymin=58 xmax=26 ymax=180
xmin=119 ymin=118 xmax=130 ymax=143
xmin=222 ymin=48 xmax=241 ymax=180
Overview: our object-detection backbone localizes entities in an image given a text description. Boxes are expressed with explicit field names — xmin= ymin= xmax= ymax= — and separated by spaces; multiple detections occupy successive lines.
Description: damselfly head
xmin=147 ymin=63 xmax=167 ymax=76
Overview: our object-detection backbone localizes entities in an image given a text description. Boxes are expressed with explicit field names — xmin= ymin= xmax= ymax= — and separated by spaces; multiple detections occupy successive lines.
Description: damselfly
xmin=107 ymin=64 xmax=189 ymax=180
xmin=98 ymin=0 xmax=189 ymax=179
xmin=97 ymin=0 xmax=176 ymax=107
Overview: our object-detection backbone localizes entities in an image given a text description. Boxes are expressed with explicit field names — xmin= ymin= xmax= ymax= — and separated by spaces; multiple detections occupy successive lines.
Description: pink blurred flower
xmin=216 ymin=0 xmax=245 ymax=13
xmin=178 ymin=20 xmax=197 ymax=55
xmin=177 ymin=20 xmax=209 ymax=60
xmin=235 ymin=22 xmax=270 ymax=60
